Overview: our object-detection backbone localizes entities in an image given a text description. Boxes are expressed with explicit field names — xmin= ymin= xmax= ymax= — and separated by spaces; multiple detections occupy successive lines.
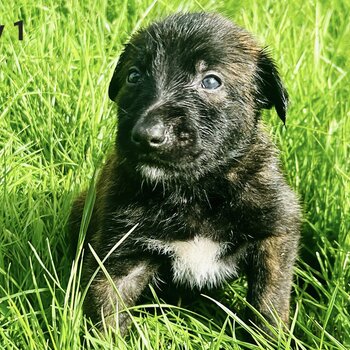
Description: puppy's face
xmin=109 ymin=13 xmax=288 ymax=182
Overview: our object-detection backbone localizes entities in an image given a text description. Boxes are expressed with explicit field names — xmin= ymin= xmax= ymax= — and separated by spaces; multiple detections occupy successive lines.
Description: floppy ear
xmin=108 ymin=46 xmax=129 ymax=101
xmin=256 ymin=49 xmax=288 ymax=124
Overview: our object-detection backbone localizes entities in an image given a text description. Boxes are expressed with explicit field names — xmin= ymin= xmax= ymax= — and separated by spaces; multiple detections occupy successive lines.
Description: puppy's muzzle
xmin=131 ymin=120 xmax=167 ymax=149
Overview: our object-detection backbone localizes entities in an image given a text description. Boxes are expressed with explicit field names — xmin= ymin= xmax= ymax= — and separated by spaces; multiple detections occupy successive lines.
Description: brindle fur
xmin=69 ymin=12 xmax=301 ymax=335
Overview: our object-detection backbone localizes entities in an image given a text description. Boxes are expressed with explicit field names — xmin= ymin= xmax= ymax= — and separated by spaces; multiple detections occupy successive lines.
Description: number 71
xmin=0 ymin=21 xmax=24 ymax=40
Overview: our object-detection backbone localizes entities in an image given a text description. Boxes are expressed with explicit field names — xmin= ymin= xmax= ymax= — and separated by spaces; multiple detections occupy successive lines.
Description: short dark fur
xmin=70 ymin=12 xmax=300 ymax=335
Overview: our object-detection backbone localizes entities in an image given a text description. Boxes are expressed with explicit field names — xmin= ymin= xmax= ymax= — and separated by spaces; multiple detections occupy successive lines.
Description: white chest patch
xmin=144 ymin=236 xmax=240 ymax=289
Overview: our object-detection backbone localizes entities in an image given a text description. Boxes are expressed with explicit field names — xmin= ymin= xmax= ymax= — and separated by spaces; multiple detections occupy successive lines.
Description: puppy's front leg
xmin=245 ymin=234 xmax=298 ymax=330
xmin=85 ymin=258 xmax=158 ymax=335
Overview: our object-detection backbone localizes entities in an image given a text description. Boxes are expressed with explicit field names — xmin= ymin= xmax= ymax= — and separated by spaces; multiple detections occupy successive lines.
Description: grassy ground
xmin=0 ymin=0 xmax=349 ymax=348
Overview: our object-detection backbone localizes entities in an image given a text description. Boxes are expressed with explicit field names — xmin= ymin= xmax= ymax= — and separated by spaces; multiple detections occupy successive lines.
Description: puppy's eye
xmin=201 ymin=75 xmax=221 ymax=90
xmin=127 ymin=68 xmax=141 ymax=84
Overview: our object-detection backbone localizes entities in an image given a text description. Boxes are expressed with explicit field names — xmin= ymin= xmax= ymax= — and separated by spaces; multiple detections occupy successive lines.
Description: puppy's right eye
xmin=127 ymin=68 xmax=141 ymax=84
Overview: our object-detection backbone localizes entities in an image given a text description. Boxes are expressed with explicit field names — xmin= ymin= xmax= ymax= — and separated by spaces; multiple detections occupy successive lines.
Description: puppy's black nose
xmin=131 ymin=122 xmax=167 ymax=148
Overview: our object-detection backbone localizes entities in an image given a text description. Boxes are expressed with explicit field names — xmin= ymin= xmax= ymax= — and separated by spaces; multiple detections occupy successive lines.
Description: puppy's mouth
xmin=136 ymin=162 xmax=170 ymax=181
xmin=135 ymin=153 xmax=194 ymax=169
xmin=136 ymin=154 xmax=171 ymax=168
xmin=134 ymin=152 xmax=202 ymax=181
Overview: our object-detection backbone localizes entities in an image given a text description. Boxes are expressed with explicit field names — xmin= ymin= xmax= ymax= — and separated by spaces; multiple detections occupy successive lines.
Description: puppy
xmin=70 ymin=12 xmax=301 ymax=335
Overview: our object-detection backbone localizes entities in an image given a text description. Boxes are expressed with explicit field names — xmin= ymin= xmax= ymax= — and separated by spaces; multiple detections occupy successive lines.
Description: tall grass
xmin=0 ymin=0 xmax=349 ymax=348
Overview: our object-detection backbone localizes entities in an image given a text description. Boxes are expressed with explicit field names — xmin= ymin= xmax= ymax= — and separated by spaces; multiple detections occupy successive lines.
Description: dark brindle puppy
xmin=70 ymin=12 xmax=301 ymax=335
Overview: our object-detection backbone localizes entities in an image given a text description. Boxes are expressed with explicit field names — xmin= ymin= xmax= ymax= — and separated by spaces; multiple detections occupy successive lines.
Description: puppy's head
xmin=109 ymin=13 xmax=288 ymax=182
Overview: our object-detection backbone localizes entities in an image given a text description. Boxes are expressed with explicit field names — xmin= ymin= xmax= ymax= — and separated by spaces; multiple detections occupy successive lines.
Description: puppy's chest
xmin=144 ymin=236 xmax=242 ymax=289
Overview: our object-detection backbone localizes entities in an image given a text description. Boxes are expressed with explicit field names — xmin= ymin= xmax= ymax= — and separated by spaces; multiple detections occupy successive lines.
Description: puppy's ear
xmin=108 ymin=46 xmax=129 ymax=101
xmin=256 ymin=49 xmax=288 ymax=124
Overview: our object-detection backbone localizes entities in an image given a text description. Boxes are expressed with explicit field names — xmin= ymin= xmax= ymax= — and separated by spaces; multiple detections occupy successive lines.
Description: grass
xmin=0 ymin=0 xmax=349 ymax=348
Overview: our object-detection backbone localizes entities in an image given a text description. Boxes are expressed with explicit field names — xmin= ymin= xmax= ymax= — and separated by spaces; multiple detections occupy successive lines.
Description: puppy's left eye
xmin=201 ymin=75 xmax=221 ymax=90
